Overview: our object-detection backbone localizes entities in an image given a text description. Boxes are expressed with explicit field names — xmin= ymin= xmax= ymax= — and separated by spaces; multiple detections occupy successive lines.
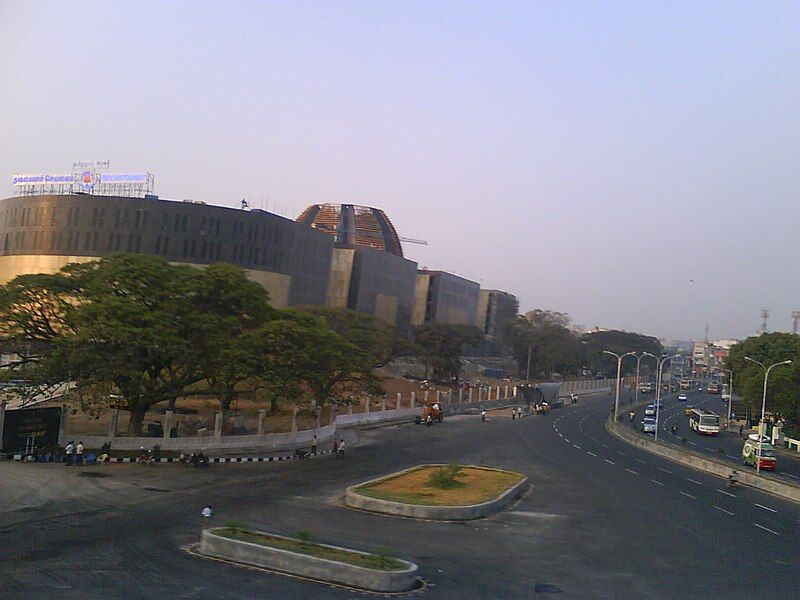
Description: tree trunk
xmin=127 ymin=405 xmax=148 ymax=436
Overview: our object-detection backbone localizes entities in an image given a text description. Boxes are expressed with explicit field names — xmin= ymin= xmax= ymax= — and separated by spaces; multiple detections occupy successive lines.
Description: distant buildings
xmin=0 ymin=193 xmax=519 ymax=343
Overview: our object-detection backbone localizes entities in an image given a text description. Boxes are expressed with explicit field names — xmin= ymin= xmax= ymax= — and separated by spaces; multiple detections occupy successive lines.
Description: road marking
xmin=713 ymin=505 xmax=734 ymax=516
xmin=601 ymin=443 xmax=609 ymax=449
xmin=679 ymin=491 xmax=696 ymax=499
xmin=754 ymin=503 xmax=777 ymax=513
xmin=657 ymin=467 xmax=672 ymax=475
xmin=649 ymin=479 xmax=665 ymax=487
xmin=717 ymin=489 xmax=736 ymax=498
xmin=558 ymin=433 xmax=563 ymax=438
xmin=586 ymin=451 xmax=598 ymax=457
xmin=616 ymin=451 xmax=625 ymax=456
xmin=786 ymin=474 xmax=799 ymax=480
xmin=625 ymin=468 xmax=638 ymax=475
xmin=564 ymin=438 xmax=570 ymax=443
xmin=686 ymin=478 xmax=702 ymax=485
xmin=688 ymin=441 xmax=697 ymax=446
xmin=573 ymin=444 xmax=581 ymax=450
xmin=604 ymin=459 xmax=615 ymax=465
xmin=754 ymin=523 xmax=780 ymax=536
xmin=635 ymin=458 xmax=646 ymax=464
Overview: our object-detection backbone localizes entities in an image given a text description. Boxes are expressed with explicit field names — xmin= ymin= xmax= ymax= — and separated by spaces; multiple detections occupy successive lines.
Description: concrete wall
xmin=200 ymin=528 xmax=418 ymax=593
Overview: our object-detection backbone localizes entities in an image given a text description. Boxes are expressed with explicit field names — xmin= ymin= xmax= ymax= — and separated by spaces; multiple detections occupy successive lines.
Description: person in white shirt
xmin=64 ymin=441 xmax=74 ymax=466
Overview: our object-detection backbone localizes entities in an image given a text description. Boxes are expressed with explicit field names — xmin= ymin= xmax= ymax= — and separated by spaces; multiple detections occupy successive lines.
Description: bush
xmin=225 ymin=519 xmax=246 ymax=533
xmin=427 ymin=464 xmax=464 ymax=489
xmin=372 ymin=546 xmax=395 ymax=568
xmin=296 ymin=529 xmax=313 ymax=551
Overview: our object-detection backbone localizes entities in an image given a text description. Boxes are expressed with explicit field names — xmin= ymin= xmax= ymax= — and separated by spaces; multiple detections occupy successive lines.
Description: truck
xmin=414 ymin=402 xmax=444 ymax=425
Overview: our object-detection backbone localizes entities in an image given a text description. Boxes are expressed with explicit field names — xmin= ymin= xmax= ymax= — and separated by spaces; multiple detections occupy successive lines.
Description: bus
xmin=688 ymin=408 xmax=720 ymax=435
xmin=707 ymin=382 xmax=722 ymax=394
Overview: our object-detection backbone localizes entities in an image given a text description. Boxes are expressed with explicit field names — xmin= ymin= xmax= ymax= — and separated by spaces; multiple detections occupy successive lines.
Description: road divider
xmin=607 ymin=417 xmax=800 ymax=504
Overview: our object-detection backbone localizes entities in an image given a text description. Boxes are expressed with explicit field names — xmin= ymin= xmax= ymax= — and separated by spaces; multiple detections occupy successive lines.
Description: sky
xmin=1 ymin=1 xmax=798 ymax=341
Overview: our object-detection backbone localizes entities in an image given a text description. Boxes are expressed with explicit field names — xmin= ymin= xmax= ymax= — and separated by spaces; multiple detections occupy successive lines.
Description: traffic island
xmin=199 ymin=527 xmax=419 ymax=593
xmin=345 ymin=464 xmax=527 ymax=520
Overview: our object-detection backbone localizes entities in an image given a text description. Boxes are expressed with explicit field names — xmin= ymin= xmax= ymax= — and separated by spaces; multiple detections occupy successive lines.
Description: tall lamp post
xmin=654 ymin=355 xmax=678 ymax=441
xmin=635 ymin=352 xmax=658 ymax=405
xmin=603 ymin=350 xmax=636 ymax=420
xmin=743 ymin=357 xmax=792 ymax=474
xmin=723 ymin=368 xmax=734 ymax=422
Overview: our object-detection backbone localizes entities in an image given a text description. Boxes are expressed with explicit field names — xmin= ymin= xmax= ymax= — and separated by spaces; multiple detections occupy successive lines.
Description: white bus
xmin=688 ymin=408 xmax=720 ymax=436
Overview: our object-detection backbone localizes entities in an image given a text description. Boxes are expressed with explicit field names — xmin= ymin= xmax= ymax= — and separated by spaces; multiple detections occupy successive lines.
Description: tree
xmin=414 ymin=323 xmax=484 ymax=382
xmin=581 ymin=331 xmax=663 ymax=377
xmin=503 ymin=314 xmax=581 ymax=379
xmin=726 ymin=333 xmax=800 ymax=429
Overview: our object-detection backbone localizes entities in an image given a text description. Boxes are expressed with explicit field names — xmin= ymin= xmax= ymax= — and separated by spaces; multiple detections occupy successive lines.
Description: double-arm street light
xmin=603 ymin=350 xmax=636 ymax=420
xmin=723 ymin=368 xmax=734 ymax=422
xmin=635 ymin=352 xmax=658 ymax=405
xmin=654 ymin=355 xmax=678 ymax=441
xmin=743 ymin=356 xmax=792 ymax=474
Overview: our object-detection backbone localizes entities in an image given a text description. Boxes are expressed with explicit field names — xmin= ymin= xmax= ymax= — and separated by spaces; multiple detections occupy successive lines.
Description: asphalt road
xmin=1 ymin=393 xmax=798 ymax=599
xmin=626 ymin=390 xmax=800 ymax=482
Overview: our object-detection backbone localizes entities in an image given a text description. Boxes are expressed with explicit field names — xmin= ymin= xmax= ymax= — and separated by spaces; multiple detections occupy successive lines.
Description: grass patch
xmin=356 ymin=465 xmax=523 ymax=506
xmin=213 ymin=528 xmax=407 ymax=571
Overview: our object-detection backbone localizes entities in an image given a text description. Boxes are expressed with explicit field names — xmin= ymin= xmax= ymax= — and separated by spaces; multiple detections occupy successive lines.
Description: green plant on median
xmin=225 ymin=519 xmax=246 ymax=533
xmin=296 ymin=529 xmax=313 ymax=551
xmin=372 ymin=547 xmax=396 ymax=569
xmin=427 ymin=464 xmax=465 ymax=489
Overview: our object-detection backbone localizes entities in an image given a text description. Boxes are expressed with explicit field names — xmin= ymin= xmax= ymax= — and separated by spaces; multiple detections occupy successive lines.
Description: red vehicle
xmin=707 ymin=383 xmax=722 ymax=394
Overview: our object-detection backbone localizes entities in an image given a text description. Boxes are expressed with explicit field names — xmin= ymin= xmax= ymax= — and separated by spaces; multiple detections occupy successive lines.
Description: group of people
xmin=511 ymin=406 xmax=524 ymax=420
xmin=63 ymin=441 xmax=84 ymax=466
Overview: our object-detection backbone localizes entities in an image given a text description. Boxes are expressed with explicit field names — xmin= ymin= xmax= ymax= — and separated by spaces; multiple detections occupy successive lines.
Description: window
xmin=107 ymin=233 xmax=114 ymax=251
xmin=122 ymin=209 xmax=129 ymax=227
xmin=181 ymin=215 xmax=187 ymax=233
xmin=92 ymin=232 xmax=98 ymax=250
xmin=135 ymin=209 xmax=141 ymax=229
xmin=3 ymin=233 xmax=8 ymax=252
xmin=174 ymin=214 xmax=180 ymax=232
xmin=142 ymin=210 xmax=149 ymax=228
xmin=182 ymin=239 xmax=188 ymax=257
xmin=190 ymin=239 xmax=195 ymax=257
xmin=162 ymin=213 xmax=169 ymax=231
xmin=92 ymin=208 xmax=98 ymax=227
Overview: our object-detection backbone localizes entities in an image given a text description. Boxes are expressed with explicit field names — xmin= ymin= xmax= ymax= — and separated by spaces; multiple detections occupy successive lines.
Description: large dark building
xmin=0 ymin=194 xmax=333 ymax=307
xmin=297 ymin=203 xmax=418 ymax=333
xmin=412 ymin=270 xmax=480 ymax=327
xmin=475 ymin=289 xmax=519 ymax=339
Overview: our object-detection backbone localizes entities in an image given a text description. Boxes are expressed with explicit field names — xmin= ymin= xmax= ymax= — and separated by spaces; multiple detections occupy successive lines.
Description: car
xmin=677 ymin=393 xmax=688 ymax=402
xmin=644 ymin=404 xmax=656 ymax=417
xmin=641 ymin=417 xmax=657 ymax=434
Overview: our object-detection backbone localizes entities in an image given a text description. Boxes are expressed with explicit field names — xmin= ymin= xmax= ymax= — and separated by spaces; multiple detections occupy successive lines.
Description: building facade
xmin=475 ymin=289 xmax=519 ymax=338
xmin=0 ymin=194 xmax=333 ymax=307
xmin=298 ymin=203 xmax=417 ymax=333
xmin=412 ymin=270 xmax=480 ymax=327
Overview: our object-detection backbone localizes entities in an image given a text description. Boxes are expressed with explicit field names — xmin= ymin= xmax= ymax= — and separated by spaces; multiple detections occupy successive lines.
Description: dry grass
xmin=356 ymin=465 xmax=523 ymax=506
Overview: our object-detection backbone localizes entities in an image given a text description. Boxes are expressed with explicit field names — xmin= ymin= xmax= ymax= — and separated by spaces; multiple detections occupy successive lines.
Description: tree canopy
xmin=414 ymin=323 xmax=484 ymax=383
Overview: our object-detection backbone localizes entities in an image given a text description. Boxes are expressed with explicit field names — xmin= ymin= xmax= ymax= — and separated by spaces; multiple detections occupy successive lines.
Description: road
xmin=627 ymin=389 xmax=800 ymax=482
xmin=1 ymin=393 xmax=798 ymax=599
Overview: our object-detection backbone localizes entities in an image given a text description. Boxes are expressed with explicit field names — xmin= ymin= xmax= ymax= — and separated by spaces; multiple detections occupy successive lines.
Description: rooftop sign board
xmin=12 ymin=173 xmax=75 ymax=186
xmin=100 ymin=173 xmax=149 ymax=184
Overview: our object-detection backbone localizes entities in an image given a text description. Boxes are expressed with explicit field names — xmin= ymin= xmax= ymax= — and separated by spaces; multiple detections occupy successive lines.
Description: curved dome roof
xmin=297 ymin=203 xmax=403 ymax=257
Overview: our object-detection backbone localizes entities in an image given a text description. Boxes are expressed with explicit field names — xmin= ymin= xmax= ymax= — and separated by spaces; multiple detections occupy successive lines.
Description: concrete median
xmin=607 ymin=417 xmax=800 ymax=503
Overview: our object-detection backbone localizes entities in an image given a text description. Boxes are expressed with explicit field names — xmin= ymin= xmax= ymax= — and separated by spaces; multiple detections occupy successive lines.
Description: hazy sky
xmin=2 ymin=1 xmax=798 ymax=340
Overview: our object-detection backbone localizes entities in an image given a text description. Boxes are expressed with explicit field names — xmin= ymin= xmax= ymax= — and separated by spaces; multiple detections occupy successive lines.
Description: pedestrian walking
xmin=517 ymin=407 xmax=523 ymax=419
xmin=64 ymin=441 xmax=74 ymax=466
xmin=337 ymin=439 xmax=346 ymax=458
xmin=332 ymin=439 xmax=339 ymax=458
xmin=512 ymin=408 xmax=516 ymax=420
xmin=75 ymin=441 xmax=84 ymax=466
xmin=739 ymin=423 xmax=744 ymax=438
xmin=201 ymin=504 xmax=213 ymax=531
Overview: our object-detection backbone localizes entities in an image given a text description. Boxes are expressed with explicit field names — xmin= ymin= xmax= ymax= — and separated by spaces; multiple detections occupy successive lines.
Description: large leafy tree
xmin=414 ymin=323 xmax=484 ymax=382
xmin=504 ymin=314 xmax=582 ymax=379
xmin=581 ymin=330 xmax=663 ymax=377
xmin=726 ymin=333 xmax=800 ymax=428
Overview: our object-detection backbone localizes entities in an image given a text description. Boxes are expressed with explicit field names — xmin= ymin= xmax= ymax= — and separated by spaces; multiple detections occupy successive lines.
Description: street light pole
xmin=526 ymin=344 xmax=532 ymax=385
xmin=654 ymin=355 xmax=677 ymax=441
xmin=636 ymin=352 xmax=658 ymax=406
xmin=603 ymin=350 xmax=636 ymax=421
xmin=743 ymin=357 xmax=792 ymax=474
xmin=723 ymin=368 xmax=734 ymax=422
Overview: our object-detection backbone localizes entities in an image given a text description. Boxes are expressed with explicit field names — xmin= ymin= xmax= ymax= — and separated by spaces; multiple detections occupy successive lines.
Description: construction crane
xmin=398 ymin=236 xmax=428 ymax=246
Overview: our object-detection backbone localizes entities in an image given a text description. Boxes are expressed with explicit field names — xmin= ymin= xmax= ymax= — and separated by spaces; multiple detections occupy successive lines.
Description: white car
xmin=644 ymin=404 xmax=656 ymax=417
xmin=641 ymin=417 xmax=657 ymax=434
xmin=678 ymin=393 xmax=688 ymax=402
